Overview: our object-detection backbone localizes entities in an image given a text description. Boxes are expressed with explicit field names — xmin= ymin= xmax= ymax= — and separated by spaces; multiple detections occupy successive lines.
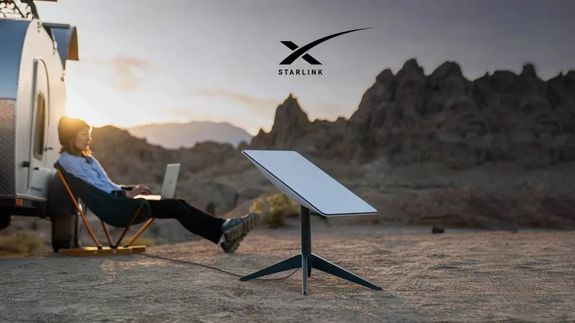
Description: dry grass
xmin=0 ymin=230 xmax=45 ymax=255
xmin=249 ymin=193 xmax=299 ymax=228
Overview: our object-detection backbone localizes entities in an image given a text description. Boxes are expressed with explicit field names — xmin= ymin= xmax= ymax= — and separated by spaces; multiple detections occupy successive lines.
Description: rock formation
xmin=252 ymin=60 xmax=575 ymax=166
xmin=251 ymin=94 xmax=310 ymax=148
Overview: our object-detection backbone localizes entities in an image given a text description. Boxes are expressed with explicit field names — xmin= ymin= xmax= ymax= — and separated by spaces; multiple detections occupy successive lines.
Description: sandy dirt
xmin=0 ymin=221 xmax=574 ymax=322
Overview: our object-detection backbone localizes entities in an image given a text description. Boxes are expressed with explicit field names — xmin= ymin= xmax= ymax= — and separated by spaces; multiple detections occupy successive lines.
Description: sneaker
xmin=220 ymin=212 xmax=259 ymax=253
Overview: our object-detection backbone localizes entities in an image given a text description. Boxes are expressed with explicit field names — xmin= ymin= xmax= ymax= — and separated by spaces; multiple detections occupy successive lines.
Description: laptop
xmin=134 ymin=163 xmax=180 ymax=200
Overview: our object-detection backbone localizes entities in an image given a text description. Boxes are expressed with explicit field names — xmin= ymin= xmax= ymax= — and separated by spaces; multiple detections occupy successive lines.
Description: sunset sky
xmin=36 ymin=0 xmax=575 ymax=134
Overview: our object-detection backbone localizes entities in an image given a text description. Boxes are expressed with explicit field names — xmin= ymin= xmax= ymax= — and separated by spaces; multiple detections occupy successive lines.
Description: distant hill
xmin=127 ymin=121 xmax=252 ymax=148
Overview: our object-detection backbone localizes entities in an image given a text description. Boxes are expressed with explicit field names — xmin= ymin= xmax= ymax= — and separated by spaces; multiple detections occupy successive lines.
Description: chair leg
xmin=113 ymin=204 xmax=144 ymax=248
xmin=100 ymin=220 xmax=113 ymax=247
xmin=125 ymin=218 xmax=154 ymax=247
xmin=75 ymin=205 xmax=102 ymax=248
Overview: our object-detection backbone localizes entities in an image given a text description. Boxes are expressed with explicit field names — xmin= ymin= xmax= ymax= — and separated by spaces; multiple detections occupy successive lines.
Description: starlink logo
xmin=278 ymin=28 xmax=371 ymax=76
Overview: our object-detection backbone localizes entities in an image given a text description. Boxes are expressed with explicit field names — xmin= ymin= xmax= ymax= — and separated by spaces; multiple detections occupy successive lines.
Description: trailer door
xmin=26 ymin=59 xmax=52 ymax=198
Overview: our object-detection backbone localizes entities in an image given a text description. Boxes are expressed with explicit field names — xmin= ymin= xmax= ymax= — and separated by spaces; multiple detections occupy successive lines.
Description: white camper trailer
xmin=0 ymin=0 xmax=78 ymax=248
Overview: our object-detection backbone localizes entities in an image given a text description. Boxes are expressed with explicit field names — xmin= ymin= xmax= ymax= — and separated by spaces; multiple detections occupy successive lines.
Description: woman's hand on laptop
xmin=137 ymin=184 xmax=153 ymax=194
xmin=125 ymin=184 xmax=153 ymax=198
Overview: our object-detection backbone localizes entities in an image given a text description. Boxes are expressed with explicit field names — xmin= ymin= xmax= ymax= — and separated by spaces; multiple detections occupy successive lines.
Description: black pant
xmin=148 ymin=199 xmax=225 ymax=244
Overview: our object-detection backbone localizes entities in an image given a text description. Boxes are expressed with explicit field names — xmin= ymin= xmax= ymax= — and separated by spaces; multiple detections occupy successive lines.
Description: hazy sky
xmin=36 ymin=0 xmax=575 ymax=134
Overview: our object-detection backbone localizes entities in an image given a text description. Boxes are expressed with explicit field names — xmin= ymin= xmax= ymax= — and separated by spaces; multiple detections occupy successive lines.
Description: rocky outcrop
xmin=253 ymin=60 xmax=575 ymax=166
xmin=251 ymin=94 xmax=310 ymax=148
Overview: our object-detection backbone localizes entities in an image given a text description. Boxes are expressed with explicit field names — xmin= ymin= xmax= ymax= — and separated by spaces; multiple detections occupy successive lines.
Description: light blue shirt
xmin=57 ymin=152 xmax=122 ymax=193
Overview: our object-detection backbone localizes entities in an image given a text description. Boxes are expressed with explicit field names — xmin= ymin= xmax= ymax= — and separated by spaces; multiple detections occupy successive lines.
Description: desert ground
xmin=1 ymin=219 xmax=574 ymax=322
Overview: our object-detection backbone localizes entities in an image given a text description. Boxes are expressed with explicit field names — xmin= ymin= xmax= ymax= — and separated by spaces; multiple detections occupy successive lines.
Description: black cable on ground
xmin=139 ymin=253 xmax=299 ymax=281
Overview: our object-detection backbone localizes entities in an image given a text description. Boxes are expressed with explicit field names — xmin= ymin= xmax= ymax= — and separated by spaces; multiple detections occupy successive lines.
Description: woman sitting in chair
xmin=56 ymin=116 xmax=259 ymax=253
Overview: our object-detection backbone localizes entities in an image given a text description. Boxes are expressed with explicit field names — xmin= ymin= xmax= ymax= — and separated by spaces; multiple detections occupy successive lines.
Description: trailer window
xmin=33 ymin=93 xmax=46 ymax=160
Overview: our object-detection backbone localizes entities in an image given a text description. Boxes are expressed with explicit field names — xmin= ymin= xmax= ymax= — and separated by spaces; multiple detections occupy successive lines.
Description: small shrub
xmin=249 ymin=198 xmax=266 ymax=214
xmin=0 ymin=230 xmax=44 ymax=254
xmin=250 ymin=193 xmax=299 ymax=228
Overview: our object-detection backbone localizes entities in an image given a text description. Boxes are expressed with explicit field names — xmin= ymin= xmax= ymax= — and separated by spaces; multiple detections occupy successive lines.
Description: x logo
xmin=280 ymin=28 xmax=371 ymax=65
xmin=280 ymin=41 xmax=321 ymax=65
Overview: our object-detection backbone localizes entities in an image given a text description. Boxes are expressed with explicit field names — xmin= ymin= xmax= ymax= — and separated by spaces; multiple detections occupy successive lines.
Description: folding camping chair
xmin=54 ymin=163 xmax=155 ymax=256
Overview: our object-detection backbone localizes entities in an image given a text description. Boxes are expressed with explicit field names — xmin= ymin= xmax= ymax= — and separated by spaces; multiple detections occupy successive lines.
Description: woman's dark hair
xmin=57 ymin=117 xmax=92 ymax=156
